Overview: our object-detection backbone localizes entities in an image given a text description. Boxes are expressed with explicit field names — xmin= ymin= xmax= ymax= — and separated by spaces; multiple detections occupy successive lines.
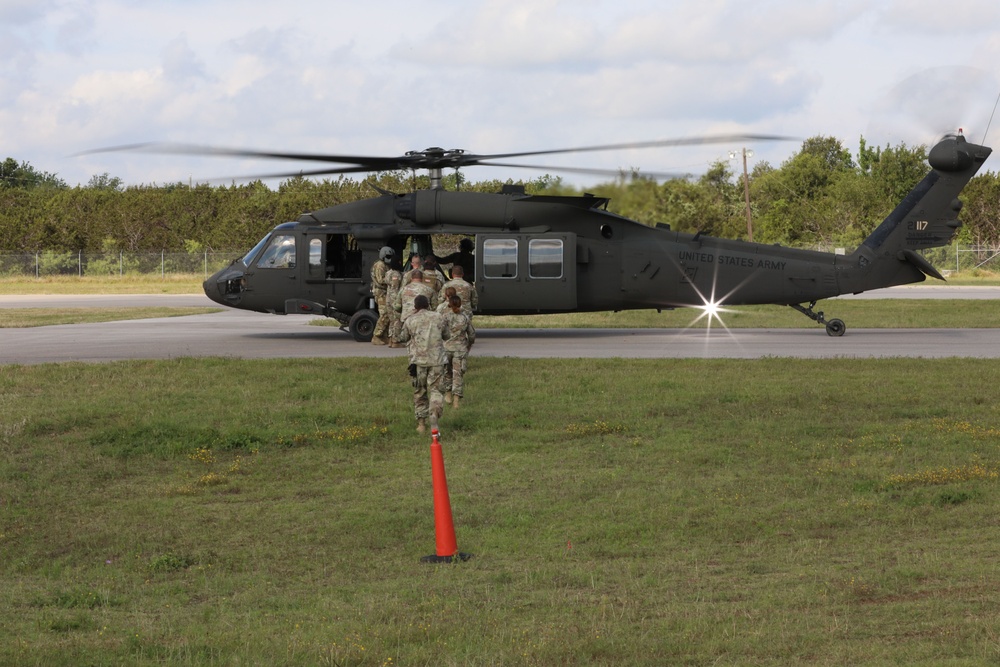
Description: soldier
xmin=402 ymin=254 xmax=422 ymax=285
xmin=440 ymin=265 xmax=478 ymax=319
xmin=435 ymin=237 xmax=475 ymax=281
xmin=398 ymin=294 xmax=450 ymax=433
xmin=436 ymin=287 xmax=457 ymax=314
xmin=384 ymin=259 xmax=404 ymax=348
xmin=394 ymin=269 xmax=436 ymax=325
xmin=370 ymin=246 xmax=394 ymax=345
xmin=441 ymin=294 xmax=475 ymax=410
xmin=422 ymin=258 xmax=447 ymax=293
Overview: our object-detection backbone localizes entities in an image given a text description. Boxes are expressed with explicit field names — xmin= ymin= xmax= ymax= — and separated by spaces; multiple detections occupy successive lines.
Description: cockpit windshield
xmin=241 ymin=233 xmax=272 ymax=267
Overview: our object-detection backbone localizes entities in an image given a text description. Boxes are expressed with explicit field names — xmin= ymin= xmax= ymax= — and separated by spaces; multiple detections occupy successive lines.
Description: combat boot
xmin=371 ymin=334 xmax=388 ymax=346
xmin=452 ymin=394 xmax=461 ymax=410
xmin=444 ymin=391 xmax=453 ymax=404
xmin=416 ymin=418 xmax=426 ymax=434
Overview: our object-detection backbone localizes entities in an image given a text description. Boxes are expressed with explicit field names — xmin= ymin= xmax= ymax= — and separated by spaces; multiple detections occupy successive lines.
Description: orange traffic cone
xmin=421 ymin=428 xmax=471 ymax=563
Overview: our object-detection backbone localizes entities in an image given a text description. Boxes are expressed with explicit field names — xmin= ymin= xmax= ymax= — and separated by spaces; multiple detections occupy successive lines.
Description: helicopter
xmin=98 ymin=132 xmax=992 ymax=340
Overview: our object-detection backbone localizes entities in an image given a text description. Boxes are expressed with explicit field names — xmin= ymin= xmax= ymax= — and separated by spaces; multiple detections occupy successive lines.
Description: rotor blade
xmin=78 ymin=133 xmax=798 ymax=182
xmin=475 ymin=161 xmax=687 ymax=180
xmin=206 ymin=165 xmax=399 ymax=183
xmin=77 ymin=142 xmax=415 ymax=169
xmin=79 ymin=134 xmax=796 ymax=170
xmin=467 ymin=134 xmax=798 ymax=162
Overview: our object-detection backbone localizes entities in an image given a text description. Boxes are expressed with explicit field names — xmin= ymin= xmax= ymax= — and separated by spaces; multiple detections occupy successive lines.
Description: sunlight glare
xmin=690 ymin=298 xmax=737 ymax=332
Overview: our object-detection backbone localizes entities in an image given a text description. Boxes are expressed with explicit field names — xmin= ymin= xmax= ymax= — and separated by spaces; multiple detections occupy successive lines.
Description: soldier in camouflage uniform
xmin=436 ymin=287 xmax=457 ymax=314
xmin=441 ymin=294 xmax=475 ymax=410
xmin=440 ymin=265 xmax=478 ymax=319
xmin=402 ymin=254 xmax=422 ymax=285
xmin=394 ymin=270 xmax=437 ymax=324
xmin=370 ymin=246 xmax=394 ymax=345
xmin=422 ymin=258 xmax=447 ymax=294
xmin=385 ymin=262 xmax=404 ymax=347
xmin=397 ymin=295 xmax=450 ymax=433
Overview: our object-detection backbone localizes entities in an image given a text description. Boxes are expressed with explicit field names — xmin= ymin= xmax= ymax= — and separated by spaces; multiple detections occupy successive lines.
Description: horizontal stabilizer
xmin=899 ymin=249 xmax=945 ymax=281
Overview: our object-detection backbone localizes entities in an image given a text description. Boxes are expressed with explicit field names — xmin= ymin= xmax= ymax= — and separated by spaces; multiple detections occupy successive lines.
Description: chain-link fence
xmin=1 ymin=246 xmax=997 ymax=279
xmin=921 ymin=246 xmax=1000 ymax=275
xmin=0 ymin=251 xmax=242 ymax=278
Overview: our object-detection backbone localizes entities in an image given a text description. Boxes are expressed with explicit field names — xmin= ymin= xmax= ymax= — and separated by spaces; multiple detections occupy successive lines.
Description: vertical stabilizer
xmin=852 ymin=134 xmax=991 ymax=285
xmin=862 ymin=134 xmax=991 ymax=254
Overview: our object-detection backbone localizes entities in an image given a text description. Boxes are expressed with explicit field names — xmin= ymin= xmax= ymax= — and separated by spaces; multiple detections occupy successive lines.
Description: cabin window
xmin=309 ymin=238 xmax=323 ymax=266
xmin=528 ymin=239 xmax=563 ymax=279
xmin=308 ymin=238 xmax=324 ymax=278
xmin=257 ymin=234 xmax=296 ymax=269
xmin=483 ymin=239 xmax=517 ymax=278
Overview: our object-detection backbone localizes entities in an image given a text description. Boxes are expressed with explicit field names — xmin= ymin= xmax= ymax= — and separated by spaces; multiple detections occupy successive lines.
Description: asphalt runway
xmin=1 ymin=287 xmax=999 ymax=364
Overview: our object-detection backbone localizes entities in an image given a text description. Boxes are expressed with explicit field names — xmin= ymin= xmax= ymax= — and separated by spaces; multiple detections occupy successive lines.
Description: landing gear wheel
xmin=789 ymin=301 xmax=847 ymax=337
xmin=348 ymin=309 xmax=378 ymax=342
xmin=825 ymin=319 xmax=846 ymax=337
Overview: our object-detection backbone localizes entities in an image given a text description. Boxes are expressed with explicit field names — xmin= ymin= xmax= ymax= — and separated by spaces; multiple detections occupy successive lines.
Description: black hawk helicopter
xmin=100 ymin=132 xmax=992 ymax=340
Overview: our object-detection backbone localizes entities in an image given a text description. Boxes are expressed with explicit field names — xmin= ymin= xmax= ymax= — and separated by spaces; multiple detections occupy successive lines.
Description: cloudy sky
xmin=3 ymin=0 xmax=1000 ymax=188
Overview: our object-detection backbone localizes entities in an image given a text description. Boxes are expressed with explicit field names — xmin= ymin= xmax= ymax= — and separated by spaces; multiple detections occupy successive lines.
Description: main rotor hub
xmin=402 ymin=148 xmax=469 ymax=189
xmin=404 ymin=147 xmax=467 ymax=170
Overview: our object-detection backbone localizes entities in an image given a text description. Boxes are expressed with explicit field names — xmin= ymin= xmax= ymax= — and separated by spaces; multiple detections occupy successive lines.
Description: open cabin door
xmin=296 ymin=233 xmax=366 ymax=313
xmin=475 ymin=233 xmax=577 ymax=311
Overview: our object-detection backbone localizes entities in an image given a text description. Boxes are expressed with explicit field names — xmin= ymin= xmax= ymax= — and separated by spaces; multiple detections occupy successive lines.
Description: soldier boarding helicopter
xmin=96 ymin=132 xmax=991 ymax=340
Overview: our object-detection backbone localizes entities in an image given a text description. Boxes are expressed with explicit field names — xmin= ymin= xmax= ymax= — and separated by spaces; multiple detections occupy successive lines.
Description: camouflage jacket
xmin=370 ymin=260 xmax=389 ymax=298
xmin=385 ymin=269 xmax=403 ymax=306
xmin=422 ymin=268 xmax=447 ymax=293
xmin=442 ymin=310 xmax=475 ymax=352
xmin=440 ymin=277 xmax=478 ymax=315
xmin=398 ymin=309 xmax=449 ymax=366
xmin=394 ymin=281 xmax=437 ymax=320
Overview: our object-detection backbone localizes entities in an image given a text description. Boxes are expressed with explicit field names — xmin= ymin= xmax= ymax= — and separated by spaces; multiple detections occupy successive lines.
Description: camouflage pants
xmin=412 ymin=365 xmax=446 ymax=420
xmin=388 ymin=308 xmax=402 ymax=342
xmin=373 ymin=293 xmax=389 ymax=338
xmin=444 ymin=349 xmax=469 ymax=397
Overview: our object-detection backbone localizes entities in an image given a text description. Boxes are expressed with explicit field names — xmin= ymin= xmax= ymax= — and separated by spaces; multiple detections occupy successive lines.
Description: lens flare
xmin=691 ymin=298 xmax=735 ymax=331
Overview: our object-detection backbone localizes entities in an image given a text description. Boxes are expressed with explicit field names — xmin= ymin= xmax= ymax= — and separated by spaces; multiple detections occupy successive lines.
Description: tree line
xmin=2 ymin=136 xmax=998 ymax=255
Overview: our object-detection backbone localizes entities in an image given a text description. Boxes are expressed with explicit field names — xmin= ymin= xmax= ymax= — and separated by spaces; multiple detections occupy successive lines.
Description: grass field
xmin=3 ymin=357 xmax=1000 ymax=665
xmin=0 ymin=307 xmax=220 ymax=328
xmin=0 ymin=275 xmax=208 ymax=295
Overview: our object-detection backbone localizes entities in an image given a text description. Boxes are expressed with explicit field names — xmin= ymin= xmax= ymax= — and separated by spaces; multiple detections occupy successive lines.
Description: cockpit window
xmin=242 ymin=233 xmax=272 ymax=267
xmin=256 ymin=234 xmax=297 ymax=269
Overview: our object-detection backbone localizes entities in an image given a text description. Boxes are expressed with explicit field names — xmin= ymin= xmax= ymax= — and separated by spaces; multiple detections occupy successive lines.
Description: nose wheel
xmin=790 ymin=301 xmax=846 ymax=337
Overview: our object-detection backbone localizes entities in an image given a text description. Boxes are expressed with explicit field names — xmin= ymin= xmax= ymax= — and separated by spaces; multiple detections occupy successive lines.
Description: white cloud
xmin=2 ymin=0 xmax=998 ymax=188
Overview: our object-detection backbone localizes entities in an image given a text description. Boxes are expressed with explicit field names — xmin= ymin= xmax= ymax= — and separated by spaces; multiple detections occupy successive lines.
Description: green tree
xmin=857 ymin=137 xmax=928 ymax=202
xmin=0 ymin=157 xmax=67 ymax=189
xmin=750 ymin=136 xmax=856 ymax=245
xmin=960 ymin=172 xmax=1000 ymax=248
xmin=86 ymin=172 xmax=124 ymax=191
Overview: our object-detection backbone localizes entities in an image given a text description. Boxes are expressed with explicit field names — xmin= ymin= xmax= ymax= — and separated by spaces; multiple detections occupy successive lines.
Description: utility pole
xmin=730 ymin=148 xmax=754 ymax=243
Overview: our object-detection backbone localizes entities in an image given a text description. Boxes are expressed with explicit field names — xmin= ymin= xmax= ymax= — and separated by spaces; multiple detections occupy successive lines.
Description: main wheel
xmin=348 ymin=309 xmax=378 ymax=342
xmin=825 ymin=319 xmax=846 ymax=337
